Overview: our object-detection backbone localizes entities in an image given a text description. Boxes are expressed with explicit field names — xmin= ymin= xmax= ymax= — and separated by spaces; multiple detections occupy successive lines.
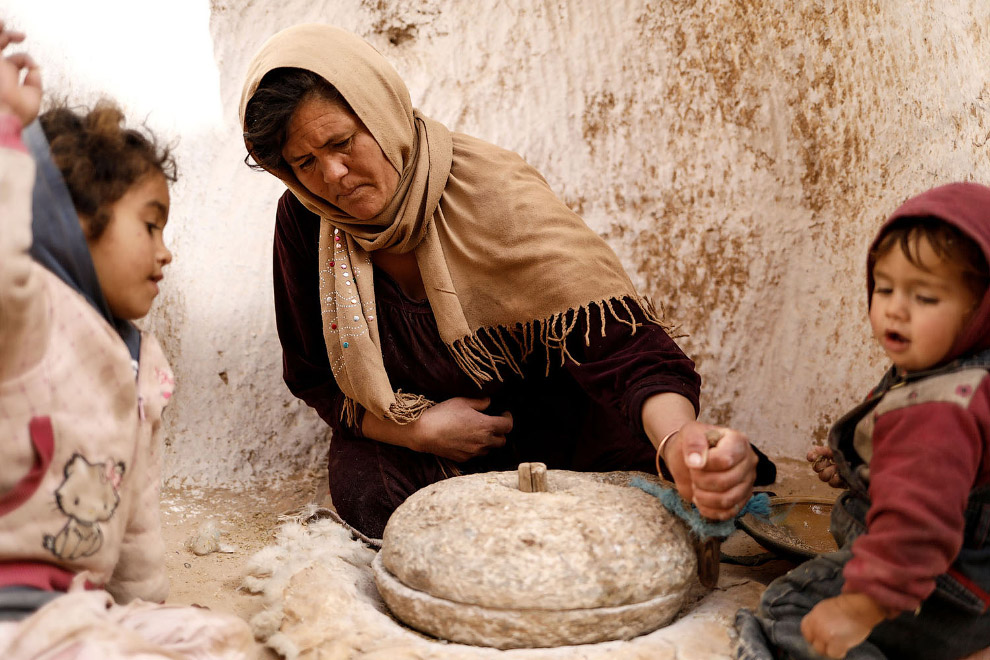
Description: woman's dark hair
xmin=872 ymin=216 xmax=990 ymax=300
xmin=242 ymin=67 xmax=350 ymax=173
xmin=39 ymin=100 xmax=177 ymax=240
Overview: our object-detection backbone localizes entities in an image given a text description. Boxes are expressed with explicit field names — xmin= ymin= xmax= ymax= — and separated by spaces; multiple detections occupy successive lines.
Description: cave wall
xmin=5 ymin=0 xmax=989 ymax=484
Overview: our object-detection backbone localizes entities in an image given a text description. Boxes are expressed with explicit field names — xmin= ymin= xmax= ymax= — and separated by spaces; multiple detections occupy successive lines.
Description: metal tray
xmin=737 ymin=496 xmax=838 ymax=563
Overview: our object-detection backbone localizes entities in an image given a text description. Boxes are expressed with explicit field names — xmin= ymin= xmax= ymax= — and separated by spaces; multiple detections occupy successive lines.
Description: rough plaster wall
xmin=5 ymin=1 xmax=990 ymax=486
xmin=205 ymin=0 xmax=990 ymax=483
xmin=0 ymin=0 xmax=329 ymax=487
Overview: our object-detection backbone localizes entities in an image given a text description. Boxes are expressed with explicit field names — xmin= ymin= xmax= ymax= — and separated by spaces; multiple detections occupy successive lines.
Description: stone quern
xmin=373 ymin=468 xmax=696 ymax=649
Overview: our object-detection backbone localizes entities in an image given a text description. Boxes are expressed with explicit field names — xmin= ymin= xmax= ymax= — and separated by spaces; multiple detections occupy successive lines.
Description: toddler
xmin=736 ymin=182 xmax=990 ymax=660
xmin=0 ymin=24 xmax=253 ymax=657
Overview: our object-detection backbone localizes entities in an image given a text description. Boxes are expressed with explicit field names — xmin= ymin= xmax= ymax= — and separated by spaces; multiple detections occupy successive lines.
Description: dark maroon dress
xmin=273 ymin=191 xmax=771 ymax=538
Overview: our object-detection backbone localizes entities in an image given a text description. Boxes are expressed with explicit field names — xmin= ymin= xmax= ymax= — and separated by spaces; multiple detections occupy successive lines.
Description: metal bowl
xmin=738 ymin=496 xmax=838 ymax=563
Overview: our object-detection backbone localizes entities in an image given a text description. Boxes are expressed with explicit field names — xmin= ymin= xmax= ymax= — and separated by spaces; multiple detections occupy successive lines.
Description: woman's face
xmin=282 ymin=95 xmax=400 ymax=220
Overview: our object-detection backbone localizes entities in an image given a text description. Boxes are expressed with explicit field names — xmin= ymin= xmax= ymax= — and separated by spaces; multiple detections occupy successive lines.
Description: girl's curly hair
xmin=39 ymin=100 xmax=177 ymax=239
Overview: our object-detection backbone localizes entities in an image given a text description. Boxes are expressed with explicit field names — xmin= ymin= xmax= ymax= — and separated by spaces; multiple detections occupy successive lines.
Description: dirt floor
xmin=160 ymin=470 xmax=329 ymax=659
xmin=159 ymin=457 xmax=836 ymax=660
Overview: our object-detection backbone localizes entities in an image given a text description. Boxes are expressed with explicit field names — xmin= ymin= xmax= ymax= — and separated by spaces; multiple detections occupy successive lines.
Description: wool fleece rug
xmin=241 ymin=507 xmax=764 ymax=660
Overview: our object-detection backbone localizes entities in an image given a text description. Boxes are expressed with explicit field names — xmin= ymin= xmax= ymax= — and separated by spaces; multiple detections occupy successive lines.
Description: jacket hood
xmin=23 ymin=120 xmax=141 ymax=364
xmin=867 ymin=182 xmax=990 ymax=363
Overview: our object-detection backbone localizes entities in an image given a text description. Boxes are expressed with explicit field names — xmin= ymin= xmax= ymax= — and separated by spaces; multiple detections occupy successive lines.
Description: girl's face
xmin=281 ymin=95 xmax=399 ymax=220
xmin=86 ymin=172 xmax=172 ymax=320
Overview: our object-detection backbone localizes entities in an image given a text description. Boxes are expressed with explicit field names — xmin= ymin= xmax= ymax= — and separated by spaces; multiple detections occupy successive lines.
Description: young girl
xmin=0 ymin=24 xmax=253 ymax=657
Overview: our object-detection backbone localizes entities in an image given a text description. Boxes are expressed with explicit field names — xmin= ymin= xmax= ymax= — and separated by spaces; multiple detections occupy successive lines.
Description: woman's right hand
xmin=0 ymin=21 xmax=42 ymax=127
xmin=411 ymin=397 xmax=512 ymax=463
xmin=807 ymin=446 xmax=847 ymax=488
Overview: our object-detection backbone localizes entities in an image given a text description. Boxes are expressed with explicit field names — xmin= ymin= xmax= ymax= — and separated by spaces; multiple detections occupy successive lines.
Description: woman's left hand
xmin=664 ymin=421 xmax=758 ymax=520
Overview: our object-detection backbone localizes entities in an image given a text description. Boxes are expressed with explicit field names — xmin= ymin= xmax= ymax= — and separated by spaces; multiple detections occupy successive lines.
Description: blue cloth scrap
xmin=630 ymin=477 xmax=771 ymax=541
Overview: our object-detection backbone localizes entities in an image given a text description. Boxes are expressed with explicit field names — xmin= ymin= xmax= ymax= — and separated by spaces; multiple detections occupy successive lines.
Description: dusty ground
xmin=160 ymin=469 xmax=329 ymax=659
xmin=159 ymin=457 xmax=835 ymax=659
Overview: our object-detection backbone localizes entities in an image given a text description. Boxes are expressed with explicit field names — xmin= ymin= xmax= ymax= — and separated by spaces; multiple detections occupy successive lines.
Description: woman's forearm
xmin=641 ymin=392 xmax=697 ymax=452
xmin=362 ymin=410 xmax=421 ymax=450
xmin=641 ymin=391 xmax=759 ymax=520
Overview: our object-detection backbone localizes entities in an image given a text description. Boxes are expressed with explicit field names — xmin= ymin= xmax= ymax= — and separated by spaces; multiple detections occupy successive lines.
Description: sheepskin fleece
xmin=242 ymin=510 xmax=764 ymax=659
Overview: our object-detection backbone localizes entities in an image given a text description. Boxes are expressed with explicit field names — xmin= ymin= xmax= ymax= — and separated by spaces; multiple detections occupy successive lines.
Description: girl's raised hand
xmin=0 ymin=20 xmax=41 ymax=126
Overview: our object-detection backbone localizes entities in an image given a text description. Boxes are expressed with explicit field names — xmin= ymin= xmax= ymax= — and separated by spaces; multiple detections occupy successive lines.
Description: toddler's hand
xmin=800 ymin=593 xmax=892 ymax=659
xmin=807 ymin=446 xmax=846 ymax=488
xmin=0 ymin=21 xmax=42 ymax=126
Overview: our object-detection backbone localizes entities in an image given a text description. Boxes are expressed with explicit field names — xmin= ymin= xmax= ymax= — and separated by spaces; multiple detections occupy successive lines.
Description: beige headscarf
xmin=240 ymin=24 xmax=662 ymax=424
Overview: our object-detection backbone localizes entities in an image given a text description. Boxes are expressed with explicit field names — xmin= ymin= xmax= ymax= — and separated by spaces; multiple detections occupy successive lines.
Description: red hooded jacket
xmin=842 ymin=182 xmax=990 ymax=612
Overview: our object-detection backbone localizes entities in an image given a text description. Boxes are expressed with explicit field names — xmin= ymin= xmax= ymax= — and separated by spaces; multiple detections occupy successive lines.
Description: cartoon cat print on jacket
xmin=43 ymin=453 xmax=125 ymax=560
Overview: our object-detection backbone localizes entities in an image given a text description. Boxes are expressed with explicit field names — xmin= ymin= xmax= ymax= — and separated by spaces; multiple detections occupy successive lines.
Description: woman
xmin=239 ymin=24 xmax=774 ymax=538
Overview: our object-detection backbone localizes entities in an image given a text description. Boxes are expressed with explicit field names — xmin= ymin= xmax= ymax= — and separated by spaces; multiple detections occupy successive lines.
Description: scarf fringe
xmin=384 ymin=390 xmax=436 ymax=424
xmin=449 ymin=296 xmax=669 ymax=387
xmin=342 ymin=398 xmax=359 ymax=428
xmin=344 ymin=297 xmax=669 ymax=426
xmin=342 ymin=391 xmax=436 ymax=427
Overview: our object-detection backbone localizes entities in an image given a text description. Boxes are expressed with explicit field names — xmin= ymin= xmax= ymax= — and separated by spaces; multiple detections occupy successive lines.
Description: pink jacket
xmin=0 ymin=135 xmax=173 ymax=604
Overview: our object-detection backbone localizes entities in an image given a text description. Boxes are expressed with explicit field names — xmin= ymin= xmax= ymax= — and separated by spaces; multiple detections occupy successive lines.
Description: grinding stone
xmin=375 ymin=470 xmax=696 ymax=648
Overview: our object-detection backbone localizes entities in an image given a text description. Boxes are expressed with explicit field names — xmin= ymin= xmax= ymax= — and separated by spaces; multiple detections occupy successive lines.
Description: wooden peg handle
xmin=518 ymin=462 xmax=548 ymax=492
